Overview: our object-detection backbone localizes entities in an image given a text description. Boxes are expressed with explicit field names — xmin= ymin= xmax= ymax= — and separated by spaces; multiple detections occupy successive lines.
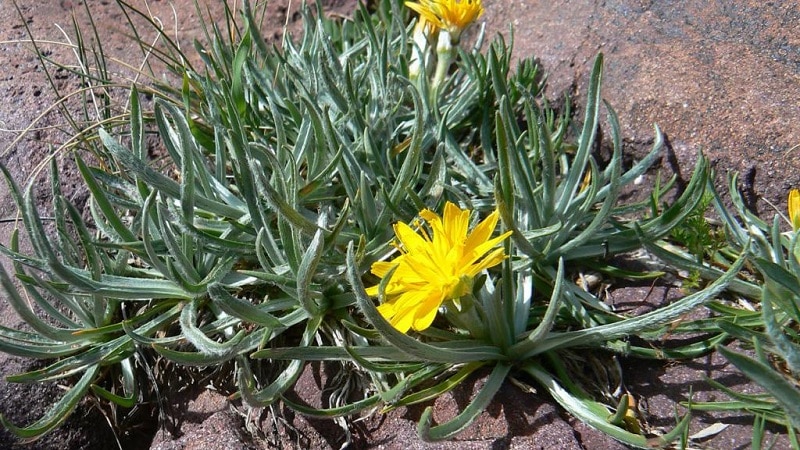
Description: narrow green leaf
xmin=98 ymin=128 xmax=243 ymax=219
xmin=179 ymin=297 xmax=246 ymax=358
xmin=75 ymin=154 xmax=137 ymax=243
xmin=417 ymin=363 xmax=510 ymax=441
xmin=0 ymin=262 xmax=78 ymax=342
xmin=522 ymin=361 xmax=654 ymax=448
xmin=0 ymin=329 xmax=81 ymax=359
xmin=251 ymin=158 xmax=319 ymax=237
xmin=7 ymin=335 xmax=132 ymax=383
xmin=530 ymin=246 xmax=747 ymax=357
xmin=756 ymin=258 xmax=800 ymax=298
xmin=156 ymin=204 xmax=203 ymax=287
xmin=718 ymin=345 xmax=800 ymax=430
xmin=761 ymin=287 xmax=800 ymax=374
xmin=238 ymin=316 xmax=321 ymax=406
xmin=0 ymin=365 xmax=100 ymax=441
xmin=388 ymin=83 xmax=425 ymax=205
xmin=90 ymin=356 xmax=137 ymax=408
xmin=297 ymin=227 xmax=326 ymax=315
xmin=507 ymin=258 xmax=565 ymax=358
xmin=252 ymin=345 xmax=417 ymax=361
xmin=13 ymin=264 xmax=88 ymax=329
xmin=130 ymin=84 xmax=144 ymax=159
xmin=395 ymin=361 xmax=485 ymax=408
xmin=208 ymin=283 xmax=284 ymax=329
xmin=555 ymin=54 xmax=603 ymax=215
xmin=281 ymin=392 xmax=381 ymax=418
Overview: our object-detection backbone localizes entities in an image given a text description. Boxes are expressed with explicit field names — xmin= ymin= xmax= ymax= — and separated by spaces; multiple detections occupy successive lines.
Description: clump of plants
xmin=668 ymin=183 xmax=800 ymax=448
xmin=0 ymin=0 xmax=796 ymax=448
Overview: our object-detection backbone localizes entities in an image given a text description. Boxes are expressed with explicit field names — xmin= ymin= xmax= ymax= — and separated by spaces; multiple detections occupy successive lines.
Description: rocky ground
xmin=0 ymin=0 xmax=799 ymax=448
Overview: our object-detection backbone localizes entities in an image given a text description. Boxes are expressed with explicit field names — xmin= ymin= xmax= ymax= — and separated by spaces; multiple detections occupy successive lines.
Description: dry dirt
xmin=1 ymin=0 xmax=799 ymax=449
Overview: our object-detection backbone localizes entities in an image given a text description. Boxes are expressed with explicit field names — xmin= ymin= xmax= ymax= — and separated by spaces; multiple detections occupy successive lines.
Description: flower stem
xmin=444 ymin=295 xmax=486 ymax=339
xmin=431 ymin=31 xmax=455 ymax=98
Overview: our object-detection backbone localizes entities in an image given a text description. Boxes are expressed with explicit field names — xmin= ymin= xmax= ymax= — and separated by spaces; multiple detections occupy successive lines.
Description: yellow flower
xmin=366 ymin=202 xmax=512 ymax=333
xmin=405 ymin=0 xmax=484 ymax=42
xmin=790 ymin=189 xmax=800 ymax=231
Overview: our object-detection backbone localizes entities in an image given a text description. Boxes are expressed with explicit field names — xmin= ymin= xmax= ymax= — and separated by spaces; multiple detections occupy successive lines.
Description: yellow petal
xmin=365 ymin=285 xmax=379 ymax=296
xmin=377 ymin=301 xmax=396 ymax=318
xmin=370 ymin=260 xmax=400 ymax=278
xmin=790 ymin=189 xmax=800 ymax=231
xmin=394 ymin=221 xmax=427 ymax=252
xmin=405 ymin=1 xmax=445 ymax=30
xmin=411 ymin=289 xmax=446 ymax=331
xmin=464 ymin=209 xmax=500 ymax=251
xmin=441 ymin=202 xmax=470 ymax=244
xmin=461 ymin=230 xmax=512 ymax=268
xmin=387 ymin=289 xmax=431 ymax=333
xmin=466 ymin=247 xmax=508 ymax=276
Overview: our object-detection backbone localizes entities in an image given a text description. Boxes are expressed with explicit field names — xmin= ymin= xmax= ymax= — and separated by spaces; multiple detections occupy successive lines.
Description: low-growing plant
xmin=0 ymin=0 xmax=761 ymax=447
xmin=678 ymin=181 xmax=800 ymax=448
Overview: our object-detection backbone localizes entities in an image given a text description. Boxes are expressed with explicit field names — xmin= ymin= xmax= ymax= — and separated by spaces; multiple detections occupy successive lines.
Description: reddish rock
xmin=484 ymin=1 xmax=800 ymax=213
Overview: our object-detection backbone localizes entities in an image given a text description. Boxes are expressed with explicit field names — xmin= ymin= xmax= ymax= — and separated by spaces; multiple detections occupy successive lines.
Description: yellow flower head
xmin=790 ymin=189 xmax=800 ymax=231
xmin=366 ymin=202 xmax=512 ymax=333
xmin=405 ymin=0 xmax=484 ymax=42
